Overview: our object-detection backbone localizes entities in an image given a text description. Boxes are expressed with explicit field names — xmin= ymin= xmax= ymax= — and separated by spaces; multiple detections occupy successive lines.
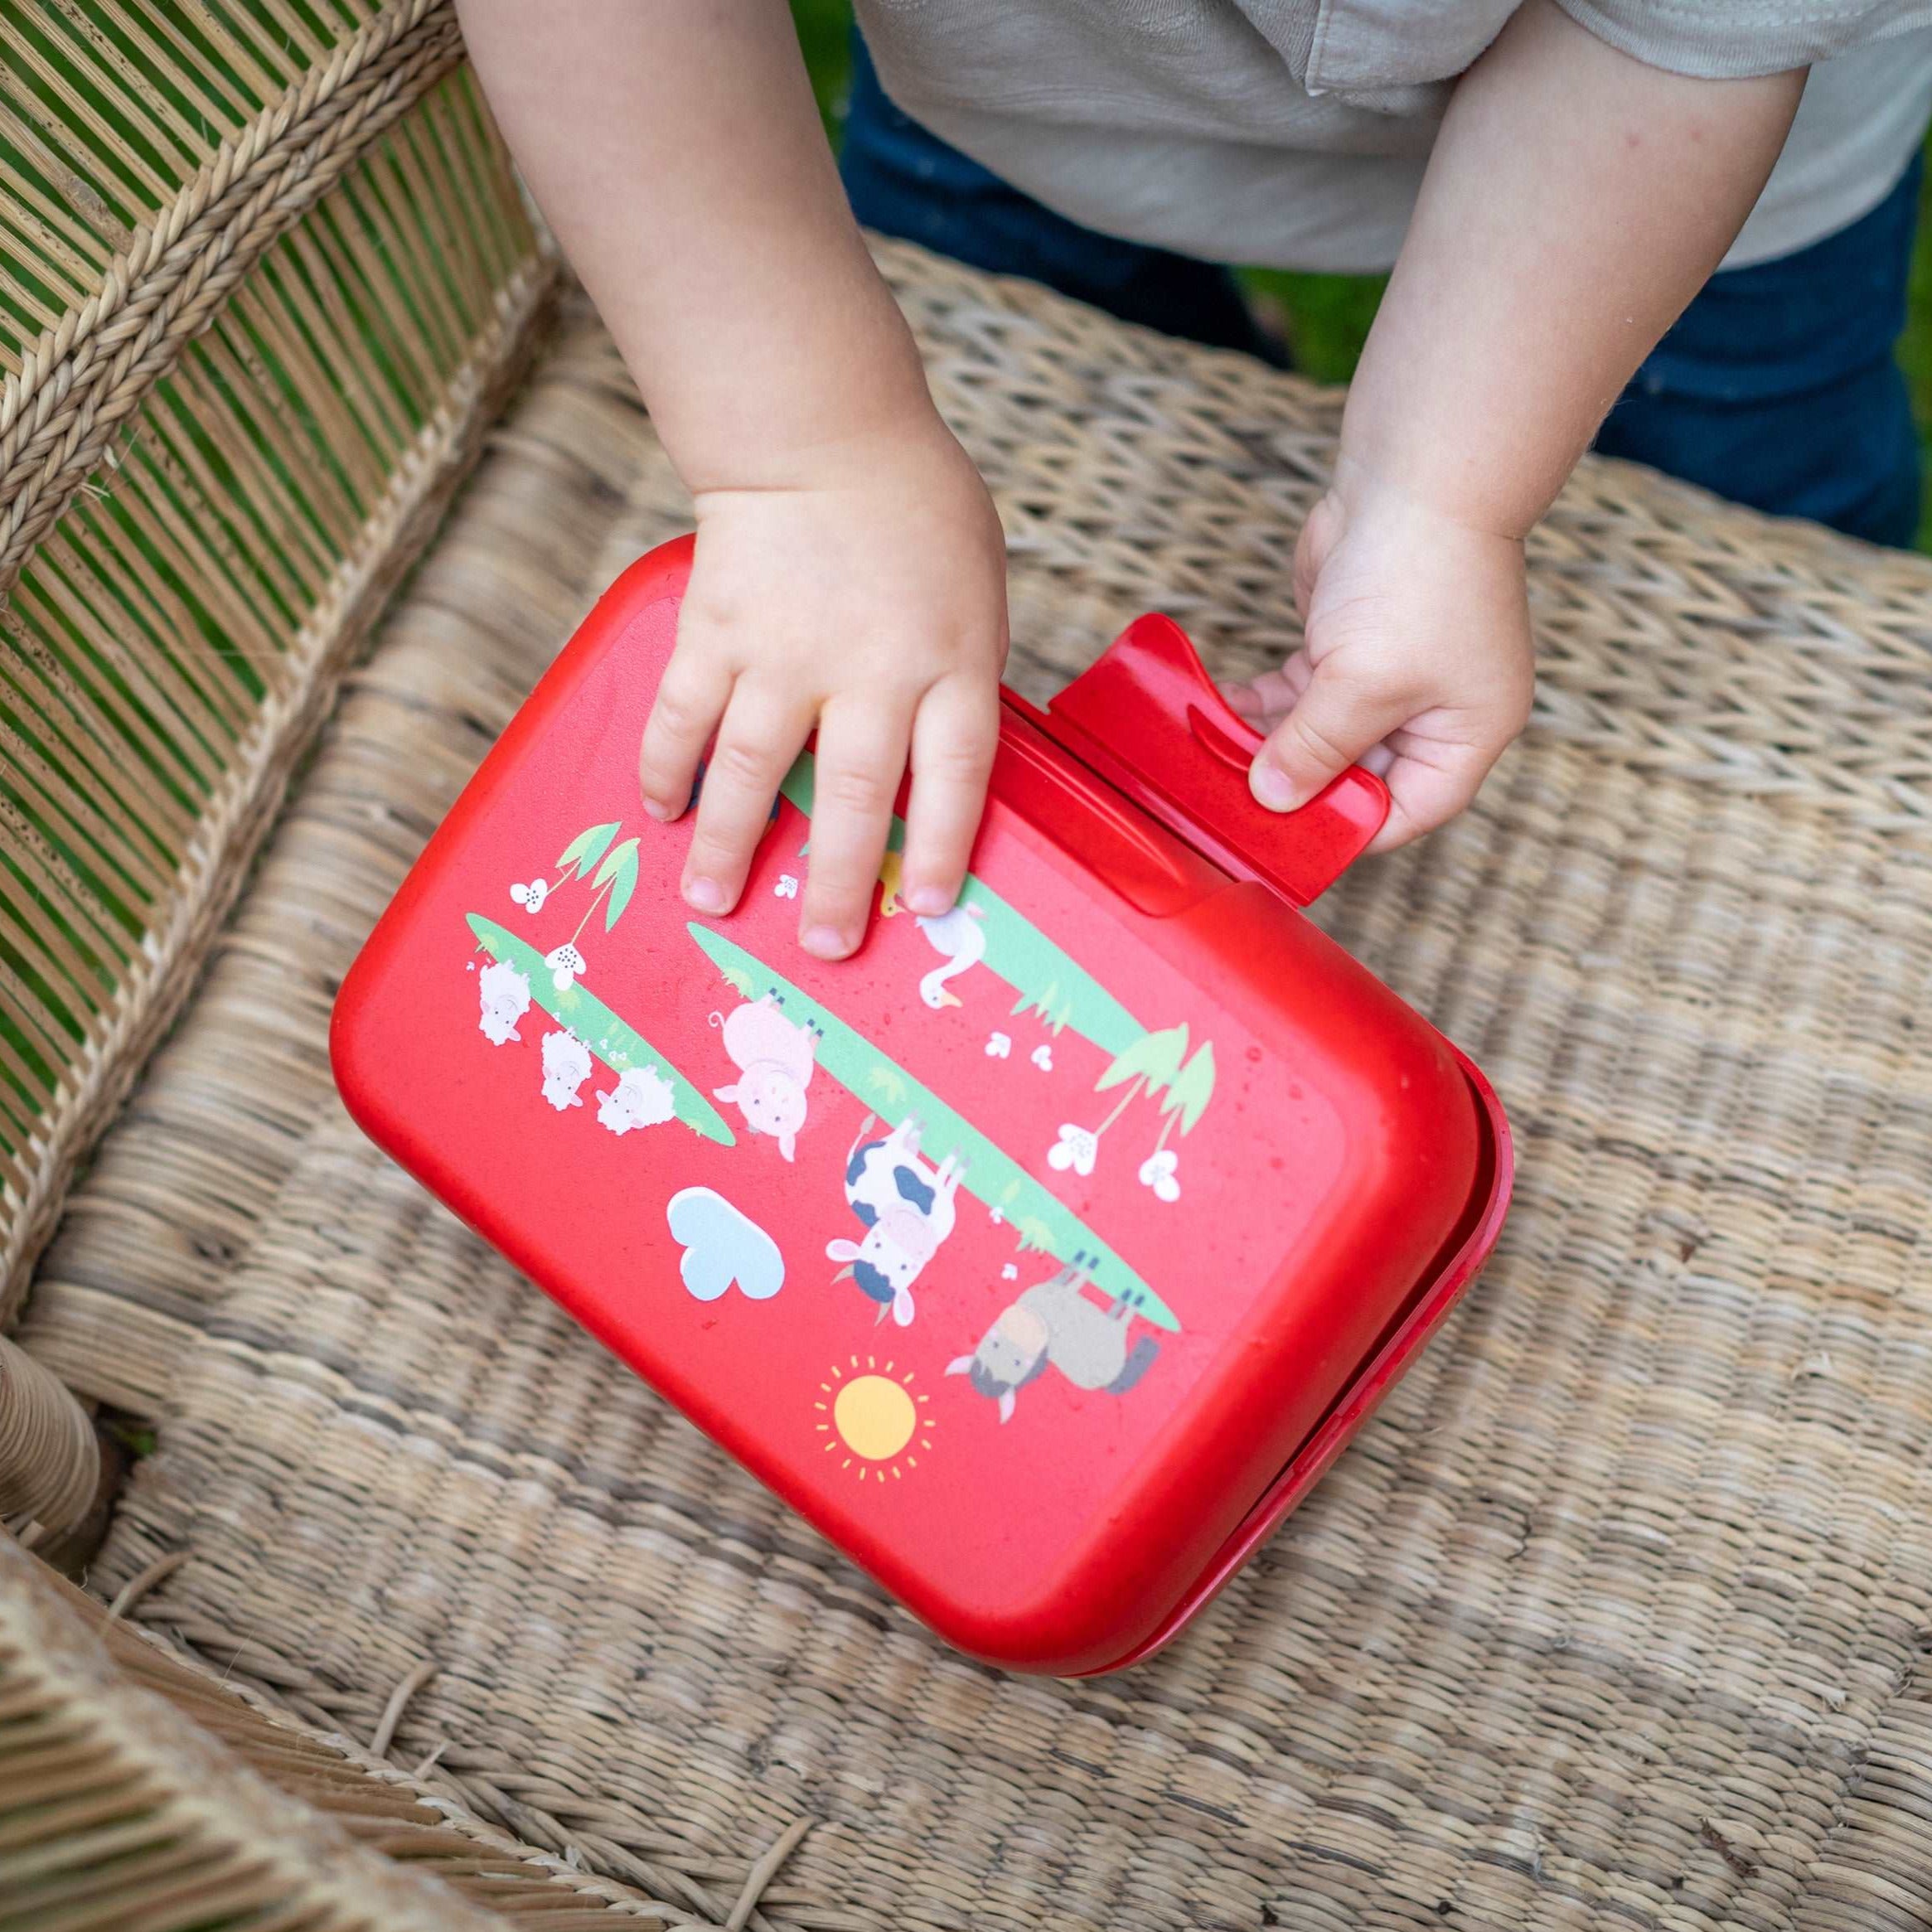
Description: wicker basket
xmin=0 ymin=0 xmax=553 ymax=1312
xmin=10 ymin=5 xmax=1932 ymax=1930
xmin=0 ymin=0 xmax=555 ymax=1531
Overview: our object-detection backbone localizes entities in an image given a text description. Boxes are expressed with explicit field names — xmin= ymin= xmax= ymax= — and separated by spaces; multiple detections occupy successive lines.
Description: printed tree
xmin=1058 ymin=1026 xmax=1216 ymax=1198
xmin=1161 ymin=1041 xmax=1217 ymax=1143
xmin=550 ymin=821 xmax=641 ymax=937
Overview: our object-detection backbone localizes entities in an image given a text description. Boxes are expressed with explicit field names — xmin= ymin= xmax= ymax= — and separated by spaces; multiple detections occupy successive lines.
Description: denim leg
xmin=1595 ymin=154 xmax=1924 ymax=548
xmin=838 ymin=31 xmax=1286 ymax=364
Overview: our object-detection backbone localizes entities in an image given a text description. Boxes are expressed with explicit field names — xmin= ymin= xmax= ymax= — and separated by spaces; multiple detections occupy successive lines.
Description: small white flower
xmin=1030 ymin=1043 xmax=1053 ymax=1073
xmin=1139 ymin=1149 xmax=1180 ymax=1203
xmin=985 ymin=1032 xmax=1011 ymax=1058
xmin=1001 ymin=1263 xmax=1019 ymax=1281
xmin=989 ymin=1207 xmax=1005 ymax=1227
xmin=773 ymin=874 xmax=799 ymax=899
xmin=543 ymin=942 xmax=586 ymax=991
xmin=511 ymin=878 xmax=550 ymax=914
xmin=1048 ymin=1123 xmax=1097 ymax=1177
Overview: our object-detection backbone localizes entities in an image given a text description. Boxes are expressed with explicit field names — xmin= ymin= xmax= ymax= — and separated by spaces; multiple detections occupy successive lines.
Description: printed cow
xmin=540 ymin=1029 xmax=593 ymax=1111
xmin=946 ymin=1252 xmax=1160 ymax=1422
xmin=827 ymin=1115 xmax=963 ymax=1327
xmin=710 ymin=994 xmax=821 ymax=1160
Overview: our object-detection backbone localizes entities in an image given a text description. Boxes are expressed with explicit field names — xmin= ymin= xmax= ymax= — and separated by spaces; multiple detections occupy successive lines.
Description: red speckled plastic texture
xmin=332 ymin=537 xmax=1512 ymax=1675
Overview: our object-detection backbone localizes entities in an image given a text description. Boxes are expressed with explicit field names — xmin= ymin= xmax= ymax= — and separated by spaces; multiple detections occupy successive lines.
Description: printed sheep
xmin=540 ymin=1030 xmax=593 ymax=1111
xmin=597 ymin=1064 xmax=676 ymax=1135
xmin=477 ymin=959 xmax=531 ymax=1045
xmin=710 ymin=994 xmax=821 ymax=1160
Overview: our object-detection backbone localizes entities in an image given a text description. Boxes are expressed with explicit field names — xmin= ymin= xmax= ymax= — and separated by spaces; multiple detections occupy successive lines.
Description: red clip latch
xmin=1010 ymin=614 xmax=1388 ymax=908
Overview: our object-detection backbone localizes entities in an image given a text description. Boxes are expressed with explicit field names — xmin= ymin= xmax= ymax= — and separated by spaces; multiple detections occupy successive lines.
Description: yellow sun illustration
xmin=815 ymin=1355 xmax=933 ymax=1480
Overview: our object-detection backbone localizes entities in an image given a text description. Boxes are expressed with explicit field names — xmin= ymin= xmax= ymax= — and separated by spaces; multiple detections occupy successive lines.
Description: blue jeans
xmin=841 ymin=36 xmax=1923 ymax=548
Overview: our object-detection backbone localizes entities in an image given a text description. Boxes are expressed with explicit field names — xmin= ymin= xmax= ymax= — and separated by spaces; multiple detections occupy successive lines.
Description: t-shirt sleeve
xmin=1553 ymin=0 xmax=1932 ymax=75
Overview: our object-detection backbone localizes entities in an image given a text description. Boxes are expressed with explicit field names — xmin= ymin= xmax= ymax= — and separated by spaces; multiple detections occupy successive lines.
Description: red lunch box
xmin=332 ymin=536 xmax=1512 ymax=1675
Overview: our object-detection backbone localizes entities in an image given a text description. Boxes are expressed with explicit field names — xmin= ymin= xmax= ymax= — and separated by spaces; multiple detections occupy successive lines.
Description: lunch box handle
xmin=1014 ymin=613 xmax=1391 ymax=908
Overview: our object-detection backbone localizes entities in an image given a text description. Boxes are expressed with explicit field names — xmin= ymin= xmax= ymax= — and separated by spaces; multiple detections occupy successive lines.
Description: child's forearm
xmin=455 ymin=0 xmax=932 ymax=490
xmin=1340 ymin=0 xmax=1804 ymax=536
xmin=1235 ymin=2 xmax=1804 ymax=842
xmin=457 ymin=0 xmax=1009 ymax=960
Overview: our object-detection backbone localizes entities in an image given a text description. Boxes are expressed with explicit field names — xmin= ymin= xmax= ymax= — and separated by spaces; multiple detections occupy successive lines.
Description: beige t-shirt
xmin=854 ymin=0 xmax=1932 ymax=272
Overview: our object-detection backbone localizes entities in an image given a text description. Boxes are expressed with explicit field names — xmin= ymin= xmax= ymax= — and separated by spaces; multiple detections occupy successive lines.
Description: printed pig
xmin=540 ymin=1029 xmax=593 ymax=1111
xmin=947 ymin=1252 xmax=1160 ymax=1422
xmin=828 ymin=1116 xmax=963 ymax=1328
xmin=710 ymin=994 xmax=821 ymax=1160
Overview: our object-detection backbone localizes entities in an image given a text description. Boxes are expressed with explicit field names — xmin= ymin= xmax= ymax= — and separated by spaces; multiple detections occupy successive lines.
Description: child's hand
xmin=639 ymin=417 xmax=1010 ymax=959
xmin=1223 ymin=462 xmax=1535 ymax=853
xmin=1220 ymin=0 xmax=1801 ymax=854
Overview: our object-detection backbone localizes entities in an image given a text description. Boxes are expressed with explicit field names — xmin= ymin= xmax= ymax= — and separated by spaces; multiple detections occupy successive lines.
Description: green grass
xmin=792 ymin=0 xmax=855 ymax=136
xmin=1903 ymin=161 xmax=1932 ymax=548
xmin=1235 ymin=268 xmax=1387 ymax=386
xmin=795 ymin=1 xmax=1932 ymax=550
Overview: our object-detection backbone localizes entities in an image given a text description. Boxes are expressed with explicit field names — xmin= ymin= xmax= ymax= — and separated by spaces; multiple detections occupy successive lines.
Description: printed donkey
xmin=947 ymin=1251 xmax=1160 ymax=1421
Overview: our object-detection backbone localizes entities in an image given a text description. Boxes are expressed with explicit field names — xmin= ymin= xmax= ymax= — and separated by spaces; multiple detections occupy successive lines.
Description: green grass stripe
xmin=689 ymin=923 xmax=1180 ymax=1332
xmin=468 ymin=917 xmax=735 ymax=1146
xmin=777 ymin=753 xmax=1145 ymax=1052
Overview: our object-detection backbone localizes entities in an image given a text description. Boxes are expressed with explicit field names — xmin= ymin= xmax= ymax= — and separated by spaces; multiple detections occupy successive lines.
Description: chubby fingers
xmin=1247 ymin=655 xmax=1416 ymax=816
xmin=898 ymin=672 xmax=1000 ymax=917
xmin=1369 ymin=741 xmax=1502 ymax=853
xmin=639 ymin=646 xmax=732 ymax=824
xmin=1222 ymin=653 xmax=1312 ymax=733
xmin=1370 ymin=680 xmax=1531 ymax=853
xmin=680 ymin=683 xmax=811 ymax=918
xmin=797 ymin=697 xmax=913 ymax=959
xmin=1242 ymin=661 xmax=1531 ymax=854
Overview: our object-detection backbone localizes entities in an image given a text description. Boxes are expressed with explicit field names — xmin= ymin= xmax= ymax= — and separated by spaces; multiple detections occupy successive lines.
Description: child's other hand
xmin=639 ymin=417 xmax=1009 ymax=959
xmin=1223 ymin=461 xmax=1535 ymax=853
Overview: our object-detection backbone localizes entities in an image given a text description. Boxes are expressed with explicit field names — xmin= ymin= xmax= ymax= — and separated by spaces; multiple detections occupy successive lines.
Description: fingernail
xmin=1250 ymin=761 xmax=1300 ymax=812
xmin=684 ymin=875 xmax=727 ymax=913
xmin=643 ymin=797 xmax=675 ymax=823
xmin=906 ymin=884 xmax=953 ymax=916
xmin=801 ymin=924 xmax=850 ymax=959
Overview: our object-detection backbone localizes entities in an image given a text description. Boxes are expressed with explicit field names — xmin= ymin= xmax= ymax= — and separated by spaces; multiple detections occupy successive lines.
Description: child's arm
xmin=457 ymin=0 xmax=1008 ymax=957
xmin=1230 ymin=0 xmax=1805 ymax=849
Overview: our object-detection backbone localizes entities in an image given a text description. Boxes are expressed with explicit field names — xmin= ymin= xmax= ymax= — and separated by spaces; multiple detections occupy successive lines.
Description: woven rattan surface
xmin=22 ymin=254 xmax=1932 ymax=1930
xmin=0 ymin=1536 xmax=706 ymax=1927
